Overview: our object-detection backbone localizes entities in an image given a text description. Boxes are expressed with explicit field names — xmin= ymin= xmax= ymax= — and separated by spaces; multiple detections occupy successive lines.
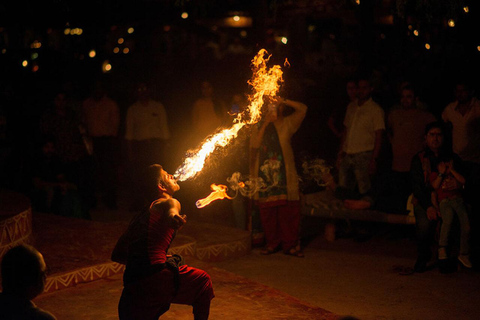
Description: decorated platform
xmin=0 ymin=191 xmax=34 ymax=258
xmin=30 ymin=212 xmax=250 ymax=293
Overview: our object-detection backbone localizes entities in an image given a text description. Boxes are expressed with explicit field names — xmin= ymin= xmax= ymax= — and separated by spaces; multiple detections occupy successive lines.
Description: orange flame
xmin=196 ymin=184 xmax=233 ymax=208
xmin=175 ymin=49 xmax=284 ymax=181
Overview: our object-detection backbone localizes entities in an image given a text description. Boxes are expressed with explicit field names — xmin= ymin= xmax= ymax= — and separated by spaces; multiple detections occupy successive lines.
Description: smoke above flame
xmin=174 ymin=49 xmax=285 ymax=181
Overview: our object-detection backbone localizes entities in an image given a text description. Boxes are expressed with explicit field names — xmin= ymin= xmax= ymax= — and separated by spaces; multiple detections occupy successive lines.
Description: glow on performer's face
xmin=159 ymin=169 xmax=180 ymax=194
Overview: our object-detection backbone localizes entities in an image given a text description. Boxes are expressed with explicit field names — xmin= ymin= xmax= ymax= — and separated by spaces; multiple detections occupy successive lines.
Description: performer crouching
xmin=112 ymin=164 xmax=214 ymax=320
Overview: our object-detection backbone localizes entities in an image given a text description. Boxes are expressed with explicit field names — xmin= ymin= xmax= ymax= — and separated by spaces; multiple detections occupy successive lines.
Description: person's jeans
xmin=338 ymin=151 xmax=373 ymax=196
xmin=439 ymin=197 xmax=470 ymax=255
xmin=414 ymin=205 xmax=438 ymax=262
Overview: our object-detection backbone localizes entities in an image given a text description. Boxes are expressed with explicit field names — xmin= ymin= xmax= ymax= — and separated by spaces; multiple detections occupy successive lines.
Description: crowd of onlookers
xmin=326 ymin=77 xmax=480 ymax=273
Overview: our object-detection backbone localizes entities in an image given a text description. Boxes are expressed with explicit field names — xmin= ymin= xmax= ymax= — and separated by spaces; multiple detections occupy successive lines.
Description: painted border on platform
xmin=0 ymin=208 xmax=33 ymax=258
xmin=44 ymin=262 xmax=125 ymax=293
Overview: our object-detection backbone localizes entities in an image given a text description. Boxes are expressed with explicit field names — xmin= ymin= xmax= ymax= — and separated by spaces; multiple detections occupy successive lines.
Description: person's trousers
xmin=439 ymin=197 xmax=470 ymax=255
xmin=259 ymin=201 xmax=300 ymax=251
xmin=414 ymin=205 xmax=438 ymax=262
xmin=338 ymin=151 xmax=373 ymax=196
xmin=119 ymin=265 xmax=214 ymax=320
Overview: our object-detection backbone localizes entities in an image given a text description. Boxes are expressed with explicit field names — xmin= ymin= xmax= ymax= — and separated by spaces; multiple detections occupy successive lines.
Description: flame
xmin=175 ymin=49 xmax=284 ymax=181
xmin=196 ymin=184 xmax=233 ymax=208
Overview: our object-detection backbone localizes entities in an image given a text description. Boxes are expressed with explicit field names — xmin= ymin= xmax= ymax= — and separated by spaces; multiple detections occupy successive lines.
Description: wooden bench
xmin=301 ymin=190 xmax=416 ymax=225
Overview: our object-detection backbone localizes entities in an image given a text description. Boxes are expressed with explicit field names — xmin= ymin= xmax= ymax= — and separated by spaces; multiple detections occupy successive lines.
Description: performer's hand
xmin=171 ymin=214 xmax=187 ymax=230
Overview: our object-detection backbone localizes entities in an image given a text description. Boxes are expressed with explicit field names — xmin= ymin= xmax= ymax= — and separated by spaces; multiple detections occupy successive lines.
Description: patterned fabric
xmin=257 ymin=123 xmax=287 ymax=206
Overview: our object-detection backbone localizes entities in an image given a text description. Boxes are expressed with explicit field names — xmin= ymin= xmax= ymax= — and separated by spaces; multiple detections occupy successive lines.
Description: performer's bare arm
xmin=150 ymin=198 xmax=187 ymax=230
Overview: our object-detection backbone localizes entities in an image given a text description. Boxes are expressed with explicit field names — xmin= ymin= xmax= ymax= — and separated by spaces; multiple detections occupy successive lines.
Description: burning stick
xmin=174 ymin=49 xmax=285 ymax=181
xmin=196 ymin=184 xmax=233 ymax=208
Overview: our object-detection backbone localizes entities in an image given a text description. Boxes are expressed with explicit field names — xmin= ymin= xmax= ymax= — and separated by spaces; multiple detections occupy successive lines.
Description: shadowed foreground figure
xmin=0 ymin=244 xmax=56 ymax=320
xmin=112 ymin=164 xmax=214 ymax=320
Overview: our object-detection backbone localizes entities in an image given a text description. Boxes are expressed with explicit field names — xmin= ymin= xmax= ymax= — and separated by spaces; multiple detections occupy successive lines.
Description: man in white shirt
xmin=125 ymin=83 xmax=171 ymax=210
xmin=337 ymin=77 xmax=385 ymax=203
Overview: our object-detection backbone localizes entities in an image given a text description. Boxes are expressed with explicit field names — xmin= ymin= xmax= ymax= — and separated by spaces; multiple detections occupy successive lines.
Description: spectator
xmin=385 ymin=85 xmax=436 ymax=213
xmin=0 ymin=244 xmax=56 ymax=320
xmin=81 ymin=80 xmax=120 ymax=209
xmin=336 ymin=77 xmax=385 ymax=204
xmin=327 ymin=78 xmax=357 ymax=139
xmin=111 ymin=164 xmax=214 ymax=320
xmin=430 ymin=155 xmax=471 ymax=268
xmin=125 ymin=82 xmax=171 ymax=210
xmin=30 ymin=137 xmax=88 ymax=219
xmin=442 ymin=81 xmax=480 ymax=161
xmin=442 ymin=81 xmax=480 ymax=264
xmin=39 ymin=91 xmax=94 ymax=212
xmin=250 ymin=97 xmax=307 ymax=257
xmin=191 ymin=81 xmax=227 ymax=144
xmin=410 ymin=121 xmax=461 ymax=273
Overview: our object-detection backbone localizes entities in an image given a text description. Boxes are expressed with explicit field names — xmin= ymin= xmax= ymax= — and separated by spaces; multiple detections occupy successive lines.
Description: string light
xmin=181 ymin=12 xmax=188 ymax=19
xmin=233 ymin=16 xmax=240 ymax=22
xmin=89 ymin=50 xmax=96 ymax=58
xmin=127 ymin=27 xmax=134 ymax=34
xmin=413 ymin=30 xmax=419 ymax=36
xmin=281 ymin=37 xmax=288 ymax=44
xmin=448 ymin=19 xmax=455 ymax=27
xmin=118 ymin=38 xmax=124 ymax=44
xmin=425 ymin=43 xmax=431 ymax=50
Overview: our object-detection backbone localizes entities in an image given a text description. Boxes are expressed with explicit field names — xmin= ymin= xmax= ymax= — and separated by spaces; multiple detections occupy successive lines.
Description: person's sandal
xmin=284 ymin=248 xmax=305 ymax=258
xmin=261 ymin=247 xmax=277 ymax=255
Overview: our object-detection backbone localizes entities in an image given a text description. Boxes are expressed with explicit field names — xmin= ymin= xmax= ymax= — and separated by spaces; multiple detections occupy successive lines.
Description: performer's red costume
xmin=118 ymin=207 xmax=214 ymax=320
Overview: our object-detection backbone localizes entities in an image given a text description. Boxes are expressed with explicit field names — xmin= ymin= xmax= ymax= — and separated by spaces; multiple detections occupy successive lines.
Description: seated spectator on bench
xmin=410 ymin=121 xmax=462 ymax=273
xmin=0 ymin=245 xmax=56 ymax=319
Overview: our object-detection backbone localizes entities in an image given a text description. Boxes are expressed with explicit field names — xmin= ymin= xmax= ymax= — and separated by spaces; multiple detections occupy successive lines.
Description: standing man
xmin=112 ymin=164 xmax=214 ymax=320
xmin=250 ymin=97 xmax=307 ymax=257
xmin=82 ymin=80 xmax=120 ymax=209
xmin=125 ymin=83 xmax=171 ymax=210
xmin=337 ymin=77 xmax=385 ymax=203
xmin=386 ymin=85 xmax=436 ymax=213
xmin=442 ymin=81 xmax=480 ymax=264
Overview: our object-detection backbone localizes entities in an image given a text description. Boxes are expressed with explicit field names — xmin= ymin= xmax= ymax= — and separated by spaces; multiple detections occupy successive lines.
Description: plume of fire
xmin=196 ymin=184 xmax=233 ymax=208
xmin=174 ymin=49 xmax=284 ymax=181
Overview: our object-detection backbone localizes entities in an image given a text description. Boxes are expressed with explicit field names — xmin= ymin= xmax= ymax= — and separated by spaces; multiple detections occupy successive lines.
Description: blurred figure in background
xmin=125 ymin=82 xmax=171 ymax=211
xmin=191 ymin=81 xmax=227 ymax=144
xmin=385 ymin=84 xmax=436 ymax=213
xmin=81 ymin=80 xmax=120 ymax=210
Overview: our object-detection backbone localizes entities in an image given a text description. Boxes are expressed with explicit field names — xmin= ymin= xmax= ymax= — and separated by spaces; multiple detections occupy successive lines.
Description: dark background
xmin=1 ymin=0 xmax=479 ymax=203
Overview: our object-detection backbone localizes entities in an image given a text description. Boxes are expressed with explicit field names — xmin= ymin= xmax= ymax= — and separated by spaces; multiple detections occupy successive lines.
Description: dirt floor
xmin=29 ymin=184 xmax=480 ymax=320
